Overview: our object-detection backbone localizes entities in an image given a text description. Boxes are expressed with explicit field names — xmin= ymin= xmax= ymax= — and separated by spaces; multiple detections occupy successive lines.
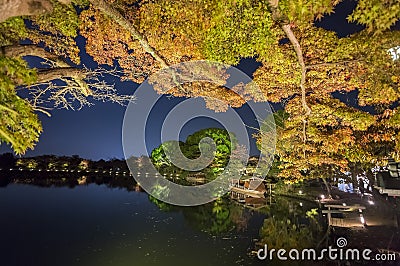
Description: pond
xmin=0 ymin=175 xmax=399 ymax=266
xmin=0 ymin=183 xmax=268 ymax=266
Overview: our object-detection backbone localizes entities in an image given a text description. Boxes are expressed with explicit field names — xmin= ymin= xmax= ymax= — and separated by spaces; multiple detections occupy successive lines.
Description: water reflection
xmin=0 ymin=175 xmax=265 ymax=266
xmin=258 ymin=197 xmax=324 ymax=251
xmin=0 ymin=173 xmax=399 ymax=266
xmin=0 ymin=170 xmax=138 ymax=191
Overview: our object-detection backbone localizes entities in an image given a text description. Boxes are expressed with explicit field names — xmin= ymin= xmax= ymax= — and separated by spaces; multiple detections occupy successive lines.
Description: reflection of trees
xmin=259 ymin=197 xmax=324 ymax=250
xmin=148 ymin=195 xmax=175 ymax=212
xmin=182 ymin=198 xmax=240 ymax=234
xmin=149 ymin=196 xmax=250 ymax=235
xmin=148 ymin=196 xmax=251 ymax=234
xmin=1 ymin=171 xmax=137 ymax=191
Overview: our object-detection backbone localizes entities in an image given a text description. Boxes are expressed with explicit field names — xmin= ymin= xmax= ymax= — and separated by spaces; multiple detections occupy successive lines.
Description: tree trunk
xmin=321 ymin=177 xmax=332 ymax=199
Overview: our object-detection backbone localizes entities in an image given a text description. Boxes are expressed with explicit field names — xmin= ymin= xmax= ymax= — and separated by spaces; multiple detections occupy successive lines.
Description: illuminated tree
xmin=0 ymin=0 xmax=131 ymax=154
xmin=2 ymin=0 xmax=400 ymax=176
xmin=150 ymin=140 xmax=186 ymax=175
xmin=150 ymin=128 xmax=237 ymax=179
xmin=16 ymin=157 xmax=38 ymax=169
xmin=80 ymin=1 xmax=400 ymax=180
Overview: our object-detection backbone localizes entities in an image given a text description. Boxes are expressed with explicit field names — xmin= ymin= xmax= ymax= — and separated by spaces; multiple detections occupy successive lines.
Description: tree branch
xmin=3 ymin=44 xmax=51 ymax=58
xmin=2 ymin=44 xmax=70 ymax=67
xmin=268 ymin=0 xmax=311 ymax=155
xmin=88 ymin=0 xmax=168 ymax=68
xmin=35 ymin=67 xmax=88 ymax=84
xmin=267 ymin=0 xmax=311 ymax=117
xmin=281 ymin=24 xmax=311 ymax=116
xmin=0 ymin=0 xmax=72 ymax=22
xmin=0 ymin=127 xmax=16 ymax=148
xmin=25 ymin=67 xmax=133 ymax=110
xmin=0 ymin=103 xmax=18 ymax=115
xmin=33 ymin=107 xmax=52 ymax=117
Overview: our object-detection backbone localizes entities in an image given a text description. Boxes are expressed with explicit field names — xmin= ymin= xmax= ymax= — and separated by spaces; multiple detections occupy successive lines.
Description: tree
xmin=150 ymin=140 xmax=186 ymax=175
xmin=0 ymin=0 xmax=131 ymax=154
xmin=248 ymin=1 xmax=400 ymax=182
xmin=2 ymin=0 xmax=400 ymax=179
xmin=79 ymin=0 xmax=400 ymax=182
xmin=16 ymin=157 xmax=38 ymax=169
xmin=150 ymin=128 xmax=238 ymax=179
xmin=184 ymin=128 xmax=236 ymax=167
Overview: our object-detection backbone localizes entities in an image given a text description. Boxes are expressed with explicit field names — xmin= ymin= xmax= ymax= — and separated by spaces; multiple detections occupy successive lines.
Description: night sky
xmin=0 ymin=1 xmax=396 ymax=160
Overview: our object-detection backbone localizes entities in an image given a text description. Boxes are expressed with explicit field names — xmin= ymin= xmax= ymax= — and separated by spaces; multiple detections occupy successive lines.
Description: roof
xmin=377 ymin=171 xmax=400 ymax=189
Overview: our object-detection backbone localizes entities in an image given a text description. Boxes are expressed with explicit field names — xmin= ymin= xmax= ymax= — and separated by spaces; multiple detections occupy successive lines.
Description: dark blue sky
xmin=1 ymin=0 xmax=396 ymax=160
xmin=1 ymin=47 xmax=273 ymax=160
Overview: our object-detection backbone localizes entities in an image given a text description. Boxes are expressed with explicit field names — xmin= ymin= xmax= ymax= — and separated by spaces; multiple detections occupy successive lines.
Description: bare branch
xmin=26 ymin=68 xmax=134 ymax=111
xmin=33 ymin=107 xmax=52 ymax=117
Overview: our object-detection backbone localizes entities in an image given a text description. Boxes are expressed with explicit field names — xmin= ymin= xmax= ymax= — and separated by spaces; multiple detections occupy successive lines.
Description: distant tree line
xmin=0 ymin=153 xmax=154 ymax=173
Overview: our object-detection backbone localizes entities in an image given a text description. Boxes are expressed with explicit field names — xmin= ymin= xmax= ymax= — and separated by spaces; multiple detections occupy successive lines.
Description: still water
xmin=1 ymin=178 xmax=400 ymax=266
xmin=0 ymin=184 xmax=267 ymax=266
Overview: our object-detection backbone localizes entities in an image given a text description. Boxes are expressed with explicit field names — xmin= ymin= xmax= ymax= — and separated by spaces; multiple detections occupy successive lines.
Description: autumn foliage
xmin=0 ymin=0 xmax=400 ymax=181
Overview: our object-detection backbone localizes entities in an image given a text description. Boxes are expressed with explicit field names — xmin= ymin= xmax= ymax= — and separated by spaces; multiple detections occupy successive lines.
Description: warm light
xmin=368 ymin=200 xmax=374 ymax=205
xmin=342 ymin=203 xmax=347 ymax=206
xmin=299 ymin=202 xmax=303 ymax=207
xmin=298 ymin=190 xmax=303 ymax=195
xmin=360 ymin=216 xmax=365 ymax=224
xmin=320 ymin=194 xmax=325 ymax=199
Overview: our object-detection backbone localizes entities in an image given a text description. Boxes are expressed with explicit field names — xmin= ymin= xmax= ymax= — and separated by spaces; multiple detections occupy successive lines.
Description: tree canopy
xmin=150 ymin=128 xmax=237 ymax=180
xmin=0 ymin=0 xmax=399 ymax=184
